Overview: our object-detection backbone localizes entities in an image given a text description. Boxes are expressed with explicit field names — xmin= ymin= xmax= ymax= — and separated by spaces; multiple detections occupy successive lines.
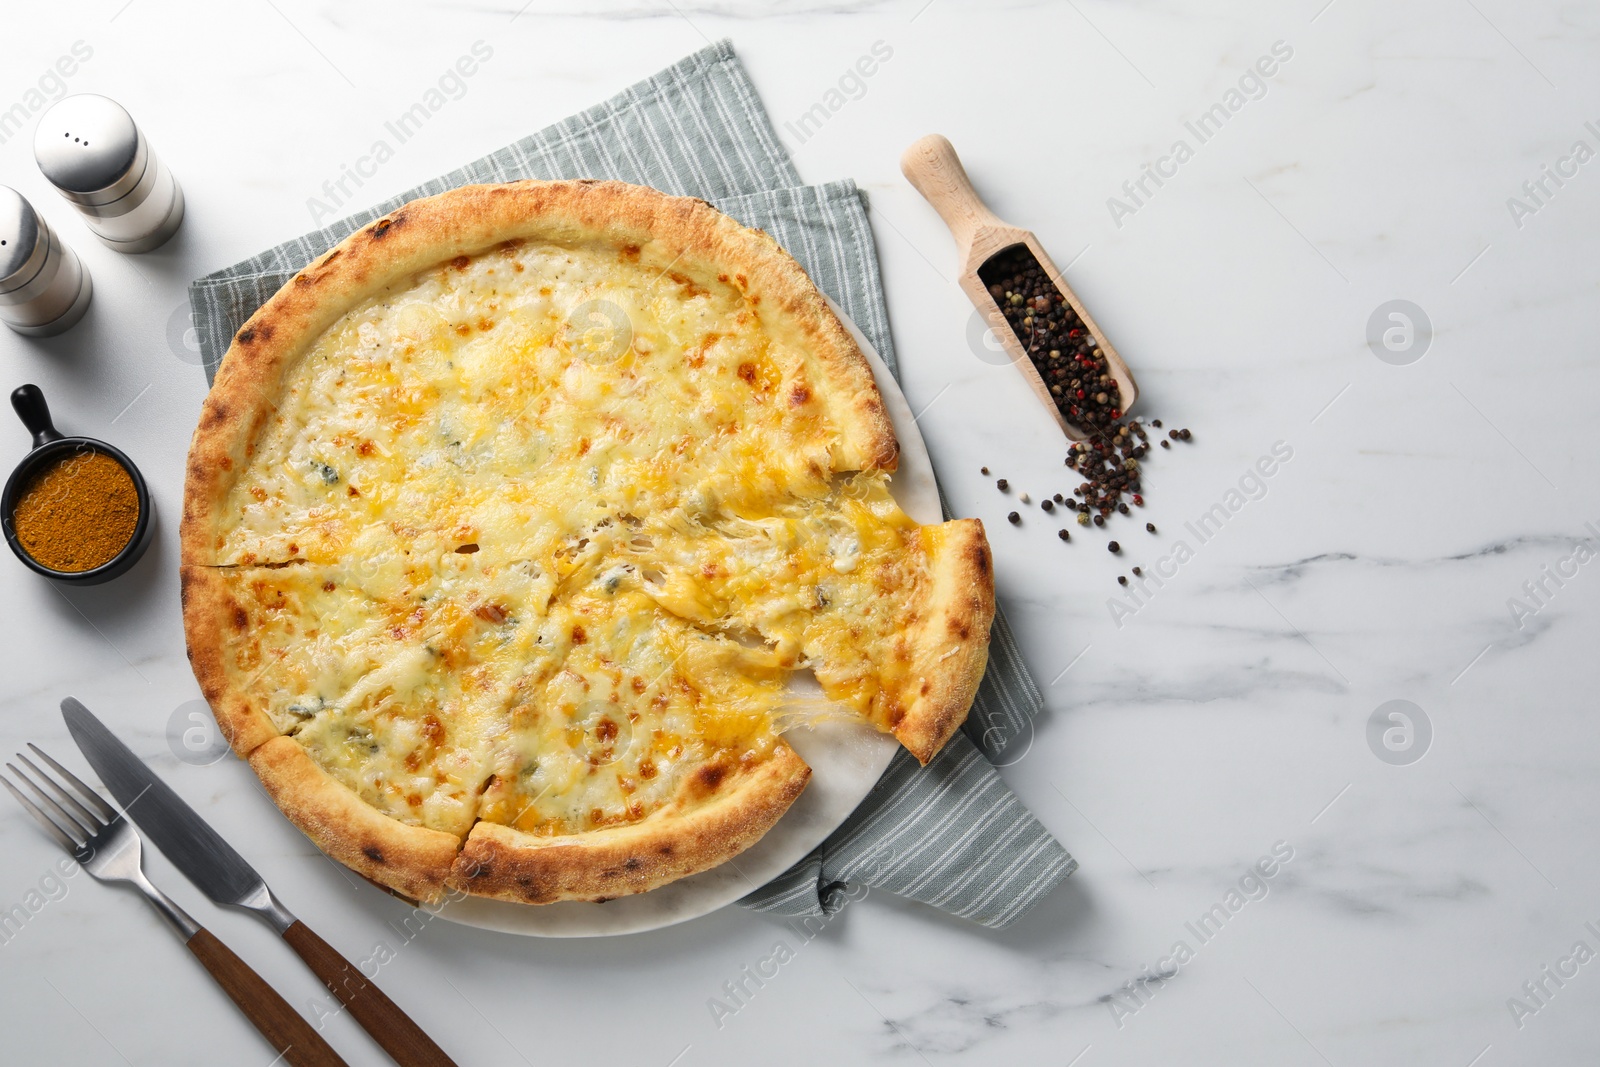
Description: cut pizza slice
xmin=452 ymin=585 xmax=810 ymax=903
xmin=184 ymin=550 xmax=551 ymax=899
xmin=618 ymin=473 xmax=994 ymax=763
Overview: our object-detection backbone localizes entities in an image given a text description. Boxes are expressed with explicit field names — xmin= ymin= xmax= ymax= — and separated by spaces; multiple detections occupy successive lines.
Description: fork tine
xmin=7 ymin=761 xmax=91 ymax=846
xmin=15 ymin=752 xmax=104 ymax=831
xmin=1 ymin=771 xmax=83 ymax=853
xmin=28 ymin=743 xmax=118 ymax=822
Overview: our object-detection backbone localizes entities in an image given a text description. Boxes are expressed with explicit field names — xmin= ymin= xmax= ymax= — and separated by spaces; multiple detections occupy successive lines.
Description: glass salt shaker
xmin=34 ymin=94 xmax=184 ymax=253
xmin=0 ymin=186 xmax=93 ymax=337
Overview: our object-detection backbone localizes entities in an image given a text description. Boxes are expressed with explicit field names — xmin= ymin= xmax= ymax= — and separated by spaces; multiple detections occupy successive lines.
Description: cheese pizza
xmin=181 ymin=181 xmax=994 ymax=905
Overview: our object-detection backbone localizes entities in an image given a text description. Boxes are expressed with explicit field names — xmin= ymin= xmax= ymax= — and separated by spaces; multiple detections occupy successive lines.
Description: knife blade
xmin=62 ymin=697 xmax=459 ymax=1067
xmin=62 ymin=697 xmax=273 ymax=911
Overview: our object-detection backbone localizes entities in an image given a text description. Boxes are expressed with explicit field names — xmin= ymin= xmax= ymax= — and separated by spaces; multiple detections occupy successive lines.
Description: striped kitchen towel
xmin=189 ymin=39 xmax=1074 ymax=928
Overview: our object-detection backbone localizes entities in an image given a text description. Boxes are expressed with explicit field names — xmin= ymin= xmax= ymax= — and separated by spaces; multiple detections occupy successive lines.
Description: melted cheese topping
xmin=211 ymin=237 xmax=937 ymax=837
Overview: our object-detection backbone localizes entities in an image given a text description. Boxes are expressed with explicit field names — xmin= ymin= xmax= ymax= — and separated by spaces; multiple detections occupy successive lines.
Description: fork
xmin=2 ymin=745 xmax=348 ymax=1067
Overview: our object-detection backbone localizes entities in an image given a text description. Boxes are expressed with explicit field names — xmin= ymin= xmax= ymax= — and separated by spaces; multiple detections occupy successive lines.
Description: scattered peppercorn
xmin=1160 ymin=439 xmax=1170 ymax=449
xmin=996 ymin=478 xmax=1009 ymax=491
xmin=1059 ymin=414 xmax=1171 ymax=530
xmin=980 ymin=466 xmax=990 ymax=475
xmin=1019 ymin=492 xmax=1031 ymax=504
xmin=1146 ymin=522 xmax=1156 ymax=533
xmin=1041 ymin=499 xmax=1054 ymax=512
xmin=1108 ymin=540 xmax=1121 ymax=554
xmin=1152 ymin=419 xmax=1162 ymax=428
xmin=1058 ymin=529 xmax=1070 ymax=541
xmin=1132 ymin=566 xmax=1142 ymax=576
xmin=1077 ymin=513 xmax=1090 ymax=526
xmin=1008 ymin=511 xmax=1021 ymax=525
xmin=1117 ymin=575 xmax=1128 ymax=585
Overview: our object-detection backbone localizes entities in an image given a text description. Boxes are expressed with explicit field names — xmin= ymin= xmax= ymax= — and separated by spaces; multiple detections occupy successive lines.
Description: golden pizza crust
xmin=889 ymin=518 xmax=996 ymax=764
xmin=450 ymin=743 xmax=811 ymax=904
xmin=181 ymin=181 xmax=898 ymax=569
xmin=180 ymin=564 xmax=283 ymax=757
xmin=249 ymin=736 xmax=461 ymax=904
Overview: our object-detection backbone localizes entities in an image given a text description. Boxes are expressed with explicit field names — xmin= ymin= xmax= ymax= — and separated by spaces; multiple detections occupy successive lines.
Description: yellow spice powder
xmin=12 ymin=451 xmax=139 ymax=572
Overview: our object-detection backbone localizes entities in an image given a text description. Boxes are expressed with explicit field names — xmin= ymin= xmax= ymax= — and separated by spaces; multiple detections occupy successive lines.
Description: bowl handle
xmin=11 ymin=385 xmax=63 ymax=449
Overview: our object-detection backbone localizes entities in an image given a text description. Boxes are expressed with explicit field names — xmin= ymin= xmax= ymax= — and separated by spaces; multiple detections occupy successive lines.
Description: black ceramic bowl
xmin=2 ymin=384 xmax=154 ymax=585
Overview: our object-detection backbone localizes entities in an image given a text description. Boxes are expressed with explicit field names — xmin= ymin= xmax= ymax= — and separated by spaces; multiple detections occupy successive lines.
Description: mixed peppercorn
xmin=980 ymin=244 xmax=1124 ymax=431
xmin=974 ymin=243 xmax=1195 ymax=587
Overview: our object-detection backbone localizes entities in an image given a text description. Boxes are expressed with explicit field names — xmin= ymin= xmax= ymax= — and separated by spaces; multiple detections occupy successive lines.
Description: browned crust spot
xmin=449 ymin=743 xmax=811 ymax=904
xmin=888 ymin=519 xmax=996 ymax=764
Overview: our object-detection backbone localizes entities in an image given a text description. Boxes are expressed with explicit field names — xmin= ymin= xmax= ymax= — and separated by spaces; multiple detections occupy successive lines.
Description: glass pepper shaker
xmin=34 ymin=94 xmax=184 ymax=254
xmin=0 ymin=186 xmax=93 ymax=337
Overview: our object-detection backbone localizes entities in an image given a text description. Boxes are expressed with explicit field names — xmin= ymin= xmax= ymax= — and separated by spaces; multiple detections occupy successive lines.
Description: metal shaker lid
xmin=34 ymin=95 xmax=147 ymax=207
xmin=0 ymin=187 xmax=48 ymax=295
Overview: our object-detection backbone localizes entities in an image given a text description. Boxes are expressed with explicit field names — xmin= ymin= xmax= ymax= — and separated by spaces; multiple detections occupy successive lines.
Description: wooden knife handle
xmin=900 ymin=134 xmax=1006 ymax=254
xmin=186 ymin=927 xmax=349 ymax=1067
xmin=283 ymin=920 xmax=458 ymax=1067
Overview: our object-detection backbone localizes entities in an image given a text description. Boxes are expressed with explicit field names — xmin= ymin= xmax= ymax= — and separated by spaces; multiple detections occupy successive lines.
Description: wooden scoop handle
xmin=900 ymin=135 xmax=1007 ymax=254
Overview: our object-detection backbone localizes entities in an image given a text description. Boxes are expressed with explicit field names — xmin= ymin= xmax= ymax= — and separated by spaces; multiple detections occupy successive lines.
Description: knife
xmin=62 ymin=697 xmax=459 ymax=1067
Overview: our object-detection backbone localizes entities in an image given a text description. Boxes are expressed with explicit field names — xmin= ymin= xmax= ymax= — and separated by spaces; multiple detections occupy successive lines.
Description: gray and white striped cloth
xmin=189 ymin=40 xmax=1074 ymax=928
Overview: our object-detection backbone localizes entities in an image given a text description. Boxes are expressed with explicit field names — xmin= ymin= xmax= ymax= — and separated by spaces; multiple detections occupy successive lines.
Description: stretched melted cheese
xmin=210 ymin=237 xmax=939 ymax=837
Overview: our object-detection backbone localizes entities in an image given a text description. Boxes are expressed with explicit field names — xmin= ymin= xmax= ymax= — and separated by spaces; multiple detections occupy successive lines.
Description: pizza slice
xmin=184 ymin=550 xmax=550 ymax=899
xmin=453 ymin=585 xmax=809 ymax=902
xmin=617 ymin=473 xmax=993 ymax=763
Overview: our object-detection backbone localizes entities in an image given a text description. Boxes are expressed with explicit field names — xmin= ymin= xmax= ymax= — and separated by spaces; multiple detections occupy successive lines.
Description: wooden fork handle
xmin=186 ymin=927 xmax=349 ymax=1067
xmin=283 ymin=920 xmax=458 ymax=1067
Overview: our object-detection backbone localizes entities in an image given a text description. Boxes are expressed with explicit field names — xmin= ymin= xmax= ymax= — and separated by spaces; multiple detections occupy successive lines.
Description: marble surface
xmin=1 ymin=1 xmax=1598 ymax=1064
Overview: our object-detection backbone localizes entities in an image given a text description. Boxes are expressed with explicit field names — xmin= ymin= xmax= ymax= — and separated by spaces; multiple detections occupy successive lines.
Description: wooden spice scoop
xmin=900 ymin=134 xmax=1138 ymax=441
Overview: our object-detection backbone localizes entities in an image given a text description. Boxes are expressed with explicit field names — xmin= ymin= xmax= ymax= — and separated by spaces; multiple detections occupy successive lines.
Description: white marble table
xmin=2 ymin=2 xmax=1597 ymax=1064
